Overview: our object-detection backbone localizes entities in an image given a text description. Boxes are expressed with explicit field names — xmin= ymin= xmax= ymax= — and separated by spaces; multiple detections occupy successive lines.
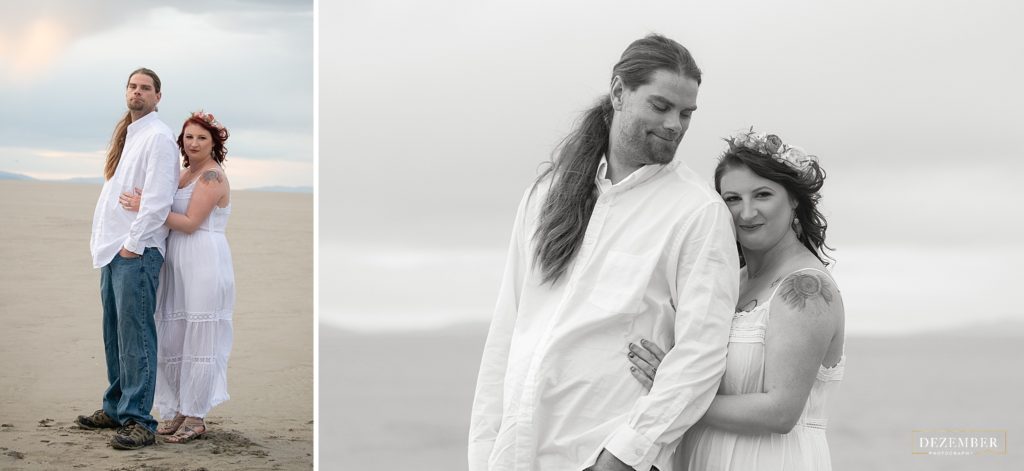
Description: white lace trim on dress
xmin=158 ymin=310 xmax=233 ymax=321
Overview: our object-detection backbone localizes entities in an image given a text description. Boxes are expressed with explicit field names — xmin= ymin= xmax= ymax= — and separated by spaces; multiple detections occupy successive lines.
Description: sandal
xmin=164 ymin=417 xmax=206 ymax=444
xmin=157 ymin=414 xmax=186 ymax=435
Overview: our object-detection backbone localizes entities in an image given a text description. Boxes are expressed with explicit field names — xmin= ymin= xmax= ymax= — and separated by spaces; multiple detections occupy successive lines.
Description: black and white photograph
xmin=322 ymin=1 xmax=1022 ymax=470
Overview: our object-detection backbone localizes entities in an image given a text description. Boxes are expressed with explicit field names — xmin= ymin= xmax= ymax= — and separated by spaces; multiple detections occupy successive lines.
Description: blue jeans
xmin=99 ymin=247 xmax=163 ymax=432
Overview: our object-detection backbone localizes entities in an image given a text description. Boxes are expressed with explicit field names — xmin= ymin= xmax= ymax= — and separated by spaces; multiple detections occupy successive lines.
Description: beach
xmin=321 ymin=322 xmax=1024 ymax=470
xmin=0 ymin=180 xmax=313 ymax=470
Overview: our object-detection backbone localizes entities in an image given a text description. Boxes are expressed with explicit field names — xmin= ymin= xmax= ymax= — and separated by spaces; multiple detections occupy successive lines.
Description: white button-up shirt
xmin=90 ymin=111 xmax=179 ymax=268
xmin=469 ymin=158 xmax=739 ymax=471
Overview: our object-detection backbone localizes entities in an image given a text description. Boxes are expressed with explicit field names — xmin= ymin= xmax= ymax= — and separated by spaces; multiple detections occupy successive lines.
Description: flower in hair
xmin=190 ymin=110 xmax=230 ymax=140
xmin=724 ymin=127 xmax=817 ymax=173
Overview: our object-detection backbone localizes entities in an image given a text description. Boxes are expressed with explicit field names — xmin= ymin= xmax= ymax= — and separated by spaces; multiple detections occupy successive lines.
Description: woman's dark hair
xmin=177 ymin=115 xmax=230 ymax=168
xmin=714 ymin=147 xmax=834 ymax=267
xmin=532 ymin=33 xmax=702 ymax=284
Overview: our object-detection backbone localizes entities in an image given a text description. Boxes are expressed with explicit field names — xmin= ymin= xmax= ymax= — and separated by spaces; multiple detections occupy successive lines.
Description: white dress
xmin=674 ymin=267 xmax=844 ymax=470
xmin=154 ymin=179 xmax=235 ymax=419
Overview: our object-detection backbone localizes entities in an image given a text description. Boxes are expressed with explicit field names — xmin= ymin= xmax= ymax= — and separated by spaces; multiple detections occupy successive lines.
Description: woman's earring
xmin=792 ymin=217 xmax=803 ymax=238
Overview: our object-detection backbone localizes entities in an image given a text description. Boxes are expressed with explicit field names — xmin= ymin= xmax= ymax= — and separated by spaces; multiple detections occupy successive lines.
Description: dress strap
xmin=795 ymin=417 xmax=828 ymax=430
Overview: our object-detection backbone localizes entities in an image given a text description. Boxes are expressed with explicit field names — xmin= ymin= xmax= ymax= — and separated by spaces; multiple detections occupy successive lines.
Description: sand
xmin=320 ymin=322 xmax=1024 ymax=470
xmin=0 ymin=180 xmax=313 ymax=470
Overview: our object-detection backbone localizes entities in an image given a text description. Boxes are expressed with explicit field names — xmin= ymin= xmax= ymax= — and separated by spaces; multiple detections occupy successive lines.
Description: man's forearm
xmin=601 ymin=202 xmax=738 ymax=468
xmin=126 ymin=200 xmax=172 ymax=252
xmin=127 ymin=137 xmax=178 ymax=251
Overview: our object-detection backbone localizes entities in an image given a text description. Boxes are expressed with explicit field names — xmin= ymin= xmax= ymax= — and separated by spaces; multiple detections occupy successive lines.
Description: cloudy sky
xmin=0 ymin=0 xmax=313 ymax=189
xmin=322 ymin=0 xmax=1024 ymax=333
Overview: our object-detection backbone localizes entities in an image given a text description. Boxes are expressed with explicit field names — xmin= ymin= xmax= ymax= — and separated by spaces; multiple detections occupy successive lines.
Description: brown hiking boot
xmin=75 ymin=409 xmax=119 ymax=430
xmin=110 ymin=421 xmax=155 ymax=450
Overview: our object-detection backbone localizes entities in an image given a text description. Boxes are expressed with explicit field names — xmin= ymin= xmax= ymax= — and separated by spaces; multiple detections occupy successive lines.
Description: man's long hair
xmin=531 ymin=34 xmax=702 ymax=284
xmin=104 ymin=68 xmax=161 ymax=180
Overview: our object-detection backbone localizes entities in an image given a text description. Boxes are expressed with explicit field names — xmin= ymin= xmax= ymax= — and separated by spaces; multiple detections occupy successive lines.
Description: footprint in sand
xmin=3 ymin=450 xmax=26 ymax=459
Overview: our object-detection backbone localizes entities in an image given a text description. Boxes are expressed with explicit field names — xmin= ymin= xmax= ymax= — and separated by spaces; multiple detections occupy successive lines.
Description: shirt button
xmin=635 ymin=448 xmax=643 ymax=456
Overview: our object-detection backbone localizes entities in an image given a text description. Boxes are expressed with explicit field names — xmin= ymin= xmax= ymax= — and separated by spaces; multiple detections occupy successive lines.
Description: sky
xmin=0 ymin=0 xmax=313 ymax=189
xmin=322 ymin=0 xmax=1024 ymax=334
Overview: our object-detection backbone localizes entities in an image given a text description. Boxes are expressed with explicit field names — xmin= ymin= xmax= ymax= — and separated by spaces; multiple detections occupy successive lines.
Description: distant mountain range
xmin=0 ymin=171 xmax=312 ymax=193
xmin=0 ymin=170 xmax=35 ymax=181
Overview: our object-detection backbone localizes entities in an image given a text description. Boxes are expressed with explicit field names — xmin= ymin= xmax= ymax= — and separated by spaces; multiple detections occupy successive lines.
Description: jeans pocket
xmin=141 ymin=248 xmax=164 ymax=283
xmin=114 ymin=253 xmax=140 ymax=264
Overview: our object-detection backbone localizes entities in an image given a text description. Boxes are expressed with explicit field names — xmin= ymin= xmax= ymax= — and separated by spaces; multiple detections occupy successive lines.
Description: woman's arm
xmin=629 ymin=271 xmax=842 ymax=435
xmin=166 ymin=170 xmax=227 ymax=234
xmin=121 ymin=169 xmax=228 ymax=234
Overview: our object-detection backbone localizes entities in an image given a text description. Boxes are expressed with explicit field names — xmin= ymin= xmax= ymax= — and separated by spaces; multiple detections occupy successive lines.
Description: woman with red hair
xmin=120 ymin=110 xmax=235 ymax=443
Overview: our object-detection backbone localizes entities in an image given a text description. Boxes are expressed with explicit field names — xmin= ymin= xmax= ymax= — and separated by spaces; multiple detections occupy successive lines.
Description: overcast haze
xmin=324 ymin=0 xmax=1024 ymax=333
xmin=0 ymin=0 xmax=313 ymax=189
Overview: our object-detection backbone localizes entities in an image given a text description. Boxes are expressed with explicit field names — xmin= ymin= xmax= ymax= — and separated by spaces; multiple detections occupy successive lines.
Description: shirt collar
xmin=127 ymin=111 xmax=160 ymax=137
xmin=595 ymin=155 xmax=678 ymax=195
xmin=595 ymin=156 xmax=612 ymax=194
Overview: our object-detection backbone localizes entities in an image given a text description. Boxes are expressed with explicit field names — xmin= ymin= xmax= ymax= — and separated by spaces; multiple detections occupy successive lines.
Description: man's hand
xmin=586 ymin=450 xmax=632 ymax=471
xmin=119 ymin=247 xmax=140 ymax=259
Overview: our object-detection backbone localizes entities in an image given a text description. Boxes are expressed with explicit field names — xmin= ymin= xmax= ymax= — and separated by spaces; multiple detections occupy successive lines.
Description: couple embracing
xmin=470 ymin=34 xmax=845 ymax=471
xmin=75 ymin=68 xmax=236 ymax=450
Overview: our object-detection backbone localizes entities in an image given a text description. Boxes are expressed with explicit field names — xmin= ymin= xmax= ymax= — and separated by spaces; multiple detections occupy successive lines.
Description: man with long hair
xmin=469 ymin=35 xmax=739 ymax=470
xmin=76 ymin=68 xmax=179 ymax=450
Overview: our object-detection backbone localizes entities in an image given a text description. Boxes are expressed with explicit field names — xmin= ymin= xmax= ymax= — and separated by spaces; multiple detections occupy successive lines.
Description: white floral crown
xmin=190 ymin=110 xmax=229 ymax=140
xmin=724 ymin=127 xmax=817 ymax=174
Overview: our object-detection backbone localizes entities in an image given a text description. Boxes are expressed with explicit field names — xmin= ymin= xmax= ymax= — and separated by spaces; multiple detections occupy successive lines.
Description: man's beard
xmin=643 ymin=135 xmax=677 ymax=164
xmin=617 ymin=123 xmax=678 ymax=166
xmin=127 ymin=98 xmax=144 ymax=111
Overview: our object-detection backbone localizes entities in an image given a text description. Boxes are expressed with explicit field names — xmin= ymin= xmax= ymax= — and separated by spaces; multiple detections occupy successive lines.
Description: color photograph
xmin=0 ymin=1 xmax=313 ymax=469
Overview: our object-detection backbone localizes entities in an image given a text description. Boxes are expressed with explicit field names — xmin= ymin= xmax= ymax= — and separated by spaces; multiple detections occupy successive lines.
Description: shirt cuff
xmin=122 ymin=237 xmax=142 ymax=255
xmin=467 ymin=440 xmax=494 ymax=471
xmin=603 ymin=424 xmax=658 ymax=471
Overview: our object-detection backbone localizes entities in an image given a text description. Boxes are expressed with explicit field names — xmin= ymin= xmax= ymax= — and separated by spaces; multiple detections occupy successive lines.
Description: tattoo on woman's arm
xmin=201 ymin=170 xmax=223 ymax=183
xmin=779 ymin=273 xmax=834 ymax=311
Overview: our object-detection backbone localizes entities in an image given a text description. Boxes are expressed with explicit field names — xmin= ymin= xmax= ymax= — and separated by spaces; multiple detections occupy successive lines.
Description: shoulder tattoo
xmin=779 ymin=272 xmax=835 ymax=311
xmin=201 ymin=169 xmax=223 ymax=184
